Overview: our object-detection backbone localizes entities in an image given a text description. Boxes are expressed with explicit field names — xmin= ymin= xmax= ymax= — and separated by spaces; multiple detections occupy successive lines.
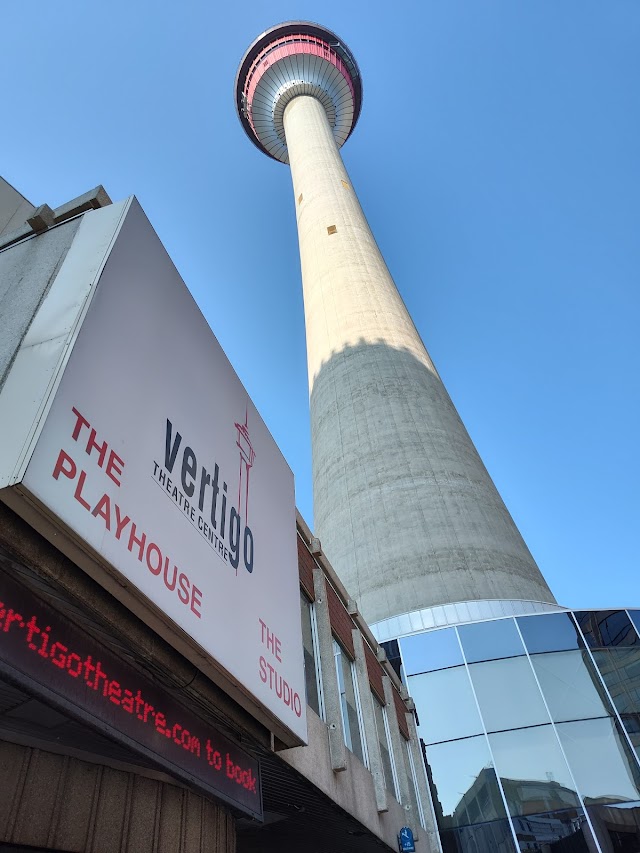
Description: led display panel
xmin=0 ymin=568 xmax=262 ymax=819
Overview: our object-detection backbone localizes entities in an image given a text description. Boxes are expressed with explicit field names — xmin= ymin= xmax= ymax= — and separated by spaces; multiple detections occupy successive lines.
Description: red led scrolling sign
xmin=0 ymin=568 xmax=262 ymax=820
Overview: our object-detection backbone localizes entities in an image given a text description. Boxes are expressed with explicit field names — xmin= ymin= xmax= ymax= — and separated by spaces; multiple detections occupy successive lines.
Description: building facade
xmin=0 ymin=176 xmax=430 ymax=853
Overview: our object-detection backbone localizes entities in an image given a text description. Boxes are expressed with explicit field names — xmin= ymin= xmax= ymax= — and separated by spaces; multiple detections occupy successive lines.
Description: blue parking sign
xmin=398 ymin=826 xmax=416 ymax=852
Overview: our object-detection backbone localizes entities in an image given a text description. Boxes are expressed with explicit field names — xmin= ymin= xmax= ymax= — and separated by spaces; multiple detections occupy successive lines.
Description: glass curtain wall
xmin=396 ymin=609 xmax=640 ymax=853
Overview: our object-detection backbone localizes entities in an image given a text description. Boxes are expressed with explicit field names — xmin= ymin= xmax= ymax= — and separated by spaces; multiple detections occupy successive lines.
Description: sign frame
xmin=0 ymin=197 xmax=307 ymax=748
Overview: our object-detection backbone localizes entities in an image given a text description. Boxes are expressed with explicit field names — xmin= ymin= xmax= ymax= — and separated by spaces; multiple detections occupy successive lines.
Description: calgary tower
xmin=235 ymin=22 xmax=556 ymax=627
xmin=236 ymin=27 xmax=640 ymax=853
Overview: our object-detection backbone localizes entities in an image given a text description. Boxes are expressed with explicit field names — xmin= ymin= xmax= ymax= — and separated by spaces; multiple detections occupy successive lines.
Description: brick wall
xmin=297 ymin=536 xmax=315 ymax=600
xmin=297 ymin=533 xmax=410 ymax=724
xmin=326 ymin=582 xmax=355 ymax=658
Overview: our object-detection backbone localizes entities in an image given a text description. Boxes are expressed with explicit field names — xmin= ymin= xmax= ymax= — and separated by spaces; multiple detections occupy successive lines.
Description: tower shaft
xmin=283 ymin=95 xmax=555 ymax=625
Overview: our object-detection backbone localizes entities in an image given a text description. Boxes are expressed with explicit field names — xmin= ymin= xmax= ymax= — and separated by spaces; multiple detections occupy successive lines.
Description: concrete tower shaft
xmin=284 ymin=95 xmax=555 ymax=624
xmin=236 ymin=24 xmax=556 ymax=626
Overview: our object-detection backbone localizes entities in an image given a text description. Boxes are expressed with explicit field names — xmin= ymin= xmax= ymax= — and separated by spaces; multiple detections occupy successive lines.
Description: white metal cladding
xmin=370 ymin=599 xmax=568 ymax=643
xmin=249 ymin=54 xmax=355 ymax=164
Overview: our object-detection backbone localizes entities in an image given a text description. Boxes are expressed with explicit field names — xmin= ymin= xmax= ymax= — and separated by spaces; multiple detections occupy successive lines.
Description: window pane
xmin=469 ymin=657 xmax=550 ymax=733
xmin=511 ymin=808 xmax=594 ymax=852
xmin=440 ymin=819 xmax=517 ymax=853
xmin=381 ymin=639 xmax=403 ymax=681
xmin=575 ymin=610 xmax=640 ymax=649
xmin=629 ymin=610 xmax=640 ymax=635
xmin=621 ymin=713 xmax=640 ymax=755
xmin=425 ymin=735 xmax=507 ymax=830
xmin=409 ymin=668 xmax=483 ymax=745
xmin=517 ymin=612 xmax=584 ymax=654
xmin=531 ymin=650 xmax=611 ymax=723
xmin=300 ymin=593 xmax=321 ymax=716
xmin=459 ymin=618 xmax=525 ymax=664
xmin=405 ymin=740 xmax=425 ymax=829
xmin=586 ymin=800 xmax=640 ymax=851
xmin=334 ymin=640 xmax=365 ymax=764
xmin=489 ymin=725 xmax=580 ymax=817
xmin=372 ymin=695 xmax=395 ymax=797
xmin=591 ymin=647 xmax=640 ymax=716
xmin=400 ymin=628 xmax=462 ymax=675
xmin=556 ymin=717 xmax=640 ymax=805
xmin=342 ymin=676 xmax=365 ymax=764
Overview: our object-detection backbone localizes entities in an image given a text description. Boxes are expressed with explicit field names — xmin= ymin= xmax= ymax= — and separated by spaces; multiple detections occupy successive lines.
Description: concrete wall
xmin=283 ymin=95 xmax=555 ymax=626
xmin=0 ymin=218 xmax=81 ymax=390
xmin=283 ymin=710 xmax=421 ymax=851
xmin=0 ymin=740 xmax=235 ymax=853
xmin=0 ymin=177 xmax=35 ymax=238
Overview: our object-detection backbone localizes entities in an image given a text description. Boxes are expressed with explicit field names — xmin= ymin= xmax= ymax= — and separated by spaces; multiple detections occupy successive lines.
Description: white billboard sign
xmin=3 ymin=198 xmax=307 ymax=744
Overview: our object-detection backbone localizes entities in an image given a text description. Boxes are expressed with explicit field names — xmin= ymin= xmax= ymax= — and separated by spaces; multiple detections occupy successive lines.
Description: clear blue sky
xmin=3 ymin=1 xmax=638 ymax=609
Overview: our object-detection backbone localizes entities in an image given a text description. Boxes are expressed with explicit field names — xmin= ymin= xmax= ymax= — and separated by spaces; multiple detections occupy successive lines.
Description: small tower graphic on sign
xmin=235 ymin=405 xmax=256 ymax=524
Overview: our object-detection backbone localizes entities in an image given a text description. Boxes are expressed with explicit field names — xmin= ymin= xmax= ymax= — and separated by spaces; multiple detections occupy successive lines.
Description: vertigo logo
xmin=234 ymin=408 xmax=256 ymax=527
xmin=152 ymin=413 xmax=255 ymax=574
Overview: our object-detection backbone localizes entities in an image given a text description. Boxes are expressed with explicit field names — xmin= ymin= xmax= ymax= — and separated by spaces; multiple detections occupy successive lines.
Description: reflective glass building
xmin=382 ymin=608 xmax=640 ymax=852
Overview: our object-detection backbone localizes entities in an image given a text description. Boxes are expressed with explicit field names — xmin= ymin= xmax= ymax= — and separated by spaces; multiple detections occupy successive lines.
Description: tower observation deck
xmin=236 ymin=23 xmax=556 ymax=627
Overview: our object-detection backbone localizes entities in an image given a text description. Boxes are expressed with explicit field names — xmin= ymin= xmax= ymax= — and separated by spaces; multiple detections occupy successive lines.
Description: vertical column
xmin=312 ymin=567 xmax=347 ymax=772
